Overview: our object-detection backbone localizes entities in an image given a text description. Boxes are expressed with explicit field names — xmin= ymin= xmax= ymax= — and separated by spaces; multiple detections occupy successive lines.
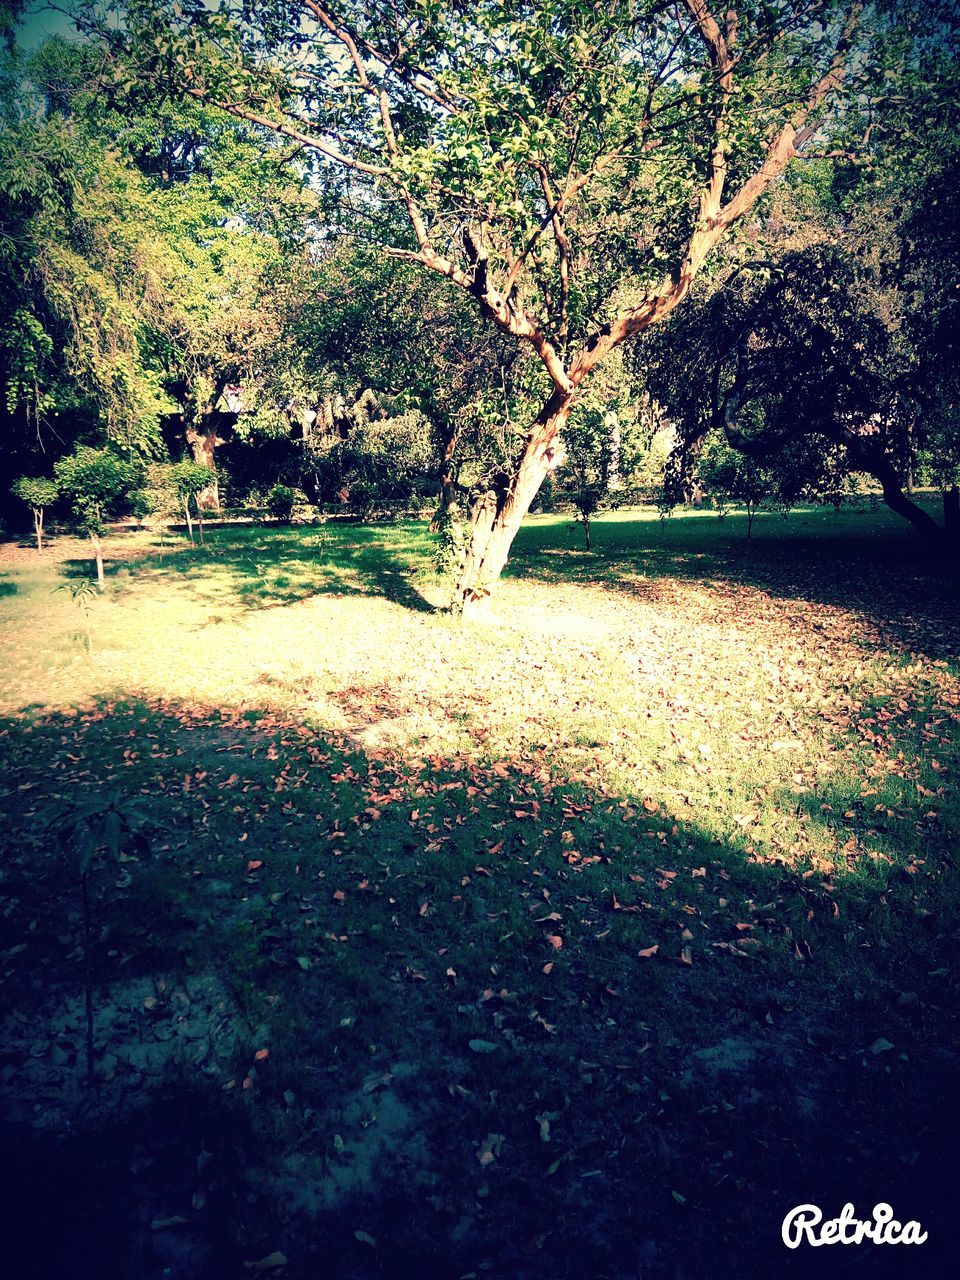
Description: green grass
xmin=0 ymin=505 xmax=958 ymax=1278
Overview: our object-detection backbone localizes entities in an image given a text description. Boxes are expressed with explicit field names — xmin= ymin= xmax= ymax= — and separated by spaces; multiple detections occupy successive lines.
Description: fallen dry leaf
xmin=242 ymin=1252 xmax=288 ymax=1273
xmin=477 ymin=1132 xmax=505 ymax=1166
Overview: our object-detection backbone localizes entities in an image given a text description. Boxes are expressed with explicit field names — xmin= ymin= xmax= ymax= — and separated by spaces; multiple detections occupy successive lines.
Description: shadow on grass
xmin=1 ymin=696 xmax=957 ymax=1278
xmin=78 ymin=522 xmax=442 ymax=616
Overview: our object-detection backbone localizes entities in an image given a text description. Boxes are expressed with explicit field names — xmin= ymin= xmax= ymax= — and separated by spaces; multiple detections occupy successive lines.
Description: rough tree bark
xmin=90 ymin=533 xmax=104 ymax=586
xmin=455 ymin=393 xmax=571 ymax=615
xmin=861 ymin=449 xmax=949 ymax=546
xmin=186 ymin=417 xmax=226 ymax=511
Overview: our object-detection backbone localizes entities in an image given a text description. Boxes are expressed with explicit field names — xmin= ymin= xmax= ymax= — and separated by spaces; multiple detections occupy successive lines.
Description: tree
xmin=139 ymin=462 xmax=182 ymax=546
xmin=694 ymin=435 xmax=782 ymax=537
xmin=53 ymin=445 xmax=134 ymax=583
xmin=10 ymin=474 xmax=58 ymax=552
xmin=645 ymin=231 xmax=957 ymax=548
xmin=0 ymin=59 xmax=180 ymax=466
xmin=0 ymin=33 xmax=315 ymax=519
xmin=289 ymin=243 xmax=520 ymax=565
xmin=78 ymin=0 xmax=880 ymax=614
xmin=306 ymin=393 xmax=435 ymax=515
xmin=559 ymin=414 xmax=614 ymax=552
xmin=639 ymin=3 xmax=960 ymax=548
xmin=169 ymin=458 xmax=212 ymax=544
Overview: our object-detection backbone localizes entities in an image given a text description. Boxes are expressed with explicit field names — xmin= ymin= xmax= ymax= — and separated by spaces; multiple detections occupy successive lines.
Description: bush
xmin=307 ymin=409 xmax=435 ymax=511
xmin=266 ymin=483 xmax=296 ymax=523
xmin=347 ymin=479 xmax=376 ymax=520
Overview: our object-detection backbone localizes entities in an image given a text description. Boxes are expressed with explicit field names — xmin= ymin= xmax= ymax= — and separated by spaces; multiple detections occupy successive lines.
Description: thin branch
xmin=184 ymin=88 xmax=389 ymax=175
xmin=534 ymin=163 xmax=572 ymax=348
xmin=573 ymin=0 xmax=865 ymax=376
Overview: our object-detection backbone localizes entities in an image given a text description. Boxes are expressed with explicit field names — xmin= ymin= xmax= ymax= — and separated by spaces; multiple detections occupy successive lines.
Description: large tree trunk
xmin=430 ymin=424 xmax=462 ymax=532
xmin=186 ymin=418 xmax=225 ymax=511
xmin=454 ymin=392 xmax=572 ymax=616
xmin=944 ymin=485 xmax=959 ymax=542
xmin=869 ymin=454 xmax=944 ymax=544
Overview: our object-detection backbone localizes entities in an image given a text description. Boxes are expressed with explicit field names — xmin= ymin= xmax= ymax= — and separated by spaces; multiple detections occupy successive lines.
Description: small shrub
xmin=266 ymin=484 xmax=296 ymax=524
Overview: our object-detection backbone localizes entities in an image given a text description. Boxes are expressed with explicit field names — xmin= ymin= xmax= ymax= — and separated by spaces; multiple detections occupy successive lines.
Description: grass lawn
xmin=0 ymin=503 xmax=958 ymax=1279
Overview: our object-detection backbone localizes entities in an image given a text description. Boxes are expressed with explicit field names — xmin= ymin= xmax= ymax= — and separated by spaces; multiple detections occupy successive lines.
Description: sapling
xmin=53 ymin=789 xmax=152 ymax=1085
xmin=57 ymin=576 xmax=98 ymax=655
xmin=170 ymin=460 xmax=213 ymax=546
xmin=53 ymin=446 xmax=134 ymax=584
xmin=11 ymin=475 xmax=58 ymax=553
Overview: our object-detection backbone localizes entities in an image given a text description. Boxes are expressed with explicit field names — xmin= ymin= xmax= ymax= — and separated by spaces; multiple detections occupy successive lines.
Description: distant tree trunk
xmin=582 ymin=513 xmax=592 ymax=551
xmin=195 ymin=498 xmax=205 ymax=546
xmin=33 ymin=507 xmax=43 ymax=553
xmin=454 ymin=391 xmax=572 ymax=616
xmin=183 ymin=498 xmax=194 ymax=544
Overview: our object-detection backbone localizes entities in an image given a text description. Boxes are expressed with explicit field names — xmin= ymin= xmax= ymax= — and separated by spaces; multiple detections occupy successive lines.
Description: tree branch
xmin=573 ymin=1 xmax=864 ymax=378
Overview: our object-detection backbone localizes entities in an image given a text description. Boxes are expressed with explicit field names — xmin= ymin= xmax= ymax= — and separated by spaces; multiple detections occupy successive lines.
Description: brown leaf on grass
xmin=477 ymin=1133 xmax=505 ymax=1166
xmin=638 ymin=945 xmax=659 ymax=958
xmin=711 ymin=942 xmax=750 ymax=957
xmin=242 ymin=1252 xmax=288 ymax=1273
xmin=362 ymin=1072 xmax=393 ymax=1094
xmin=545 ymin=934 xmax=563 ymax=950
xmin=611 ymin=893 xmax=640 ymax=913
xmin=679 ymin=947 xmax=694 ymax=966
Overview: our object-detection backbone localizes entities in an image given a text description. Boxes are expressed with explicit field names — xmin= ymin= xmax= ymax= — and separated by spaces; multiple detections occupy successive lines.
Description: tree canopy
xmin=69 ymin=0 xmax=905 ymax=609
xmin=1 ymin=1 xmax=957 ymax=580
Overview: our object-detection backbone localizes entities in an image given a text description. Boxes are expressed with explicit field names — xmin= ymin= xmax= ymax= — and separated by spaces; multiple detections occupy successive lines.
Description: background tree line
xmin=3 ymin=2 xmax=958 ymax=597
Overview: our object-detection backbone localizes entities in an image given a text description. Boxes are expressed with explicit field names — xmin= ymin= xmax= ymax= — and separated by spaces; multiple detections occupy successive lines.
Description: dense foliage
xmin=1 ymin=1 xmax=957 ymax=562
